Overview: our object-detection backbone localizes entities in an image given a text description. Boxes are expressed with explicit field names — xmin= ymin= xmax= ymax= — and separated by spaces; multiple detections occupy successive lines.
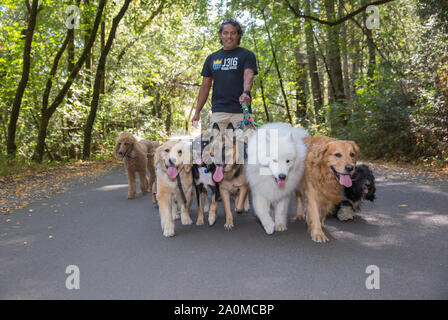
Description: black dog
xmin=333 ymin=164 xmax=376 ymax=221
xmin=191 ymin=126 xmax=221 ymax=225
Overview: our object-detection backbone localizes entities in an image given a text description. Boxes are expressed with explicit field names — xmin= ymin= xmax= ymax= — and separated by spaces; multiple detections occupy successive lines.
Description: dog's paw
xmin=311 ymin=230 xmax=329 ymax=243
xmin=294 ymin=213 xmax=306 ymax=221
xmin=224 ymin=222 xmax=234 ymax=230
xmin=208 ymin=216 xmax=216 ymax=226
xmin=163 ymin=227 xmax=175 ymax=237
xmin=263 ymin=222 xmax=275 ymax=235
xmin=172 ymin=213 xmax=180 ymax=220
xmin=181 ymin=216 xmax=193 ymax=225
xmin=196 ymin=218 xmax=204 ymax=226
xmin=127 ymin=194 xmax=136 ymax=199
xmin=337 ymin=209 xmax=354 ymax=221
xmin=274 ymin=223 xmax=287 ymax=232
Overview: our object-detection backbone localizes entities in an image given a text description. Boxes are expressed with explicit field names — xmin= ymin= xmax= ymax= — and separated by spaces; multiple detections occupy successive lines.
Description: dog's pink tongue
xmin=339 ymin=174 xmax=352 ymax=187
xmin=167 ymin=166 xmax=178 ymax=179
xmin=213 ymin=165 xmax=224 ymax=182
xmin=364 ymin=187 xmax=369 ymax=194
xmin=277 ymin=180 xmax=286 ymax=188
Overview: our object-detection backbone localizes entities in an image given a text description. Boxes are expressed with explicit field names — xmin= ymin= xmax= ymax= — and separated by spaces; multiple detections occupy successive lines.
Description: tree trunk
xmin=294 ymin=46 xmax=308 ymax=124
xmin=304 ymin=0 xmax=323 ymax=122
xmin=82 ymin=0 xmax=132 ymax=160
xmin=33 ymin=0 xmax=107 ymax=162
xmin=251 ymin=35 xmax=270 ymax=122
xmin=100 ymin=20 xmax=106 ymax=94
xmin=339 ymin=0 xmax=351 ymax=103
xmin=6 ymin=0 xmax=39 ymax=156
xmin=362 ymin=0 xmax=376 ymax=81
xmin=165 ymin=103 xmax=172 ymax=135
xmin=83 ymin=0 xmax=93 ymax=89
xmin=262 ymin=9 xmax=293 ymax=124
xmin=325 ymin=0 xmax=345 ymax=103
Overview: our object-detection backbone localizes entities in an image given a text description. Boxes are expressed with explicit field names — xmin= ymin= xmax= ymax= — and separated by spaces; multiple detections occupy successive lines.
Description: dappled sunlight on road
xmin=405 ymin=211 xmax=448 ymax=227
xmin=325 ymin=225 xmax=404 ymax=249
xmin=94 ymin=184 xmax=128 ymax=191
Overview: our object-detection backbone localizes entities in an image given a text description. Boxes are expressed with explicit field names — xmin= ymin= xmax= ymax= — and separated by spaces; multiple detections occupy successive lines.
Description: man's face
xmin=219 ymin=24 xmax=240 ymax=50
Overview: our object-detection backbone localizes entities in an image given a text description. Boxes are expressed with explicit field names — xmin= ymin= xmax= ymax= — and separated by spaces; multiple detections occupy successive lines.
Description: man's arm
xmin=239 ymin=68 xmax=255 ymax=104
xmin=192 ymin=77 xmax=212 ymax=124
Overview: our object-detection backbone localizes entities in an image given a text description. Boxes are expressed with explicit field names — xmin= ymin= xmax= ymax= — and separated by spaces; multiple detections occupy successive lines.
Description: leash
xmin=239 ymin=103 xmax=261 ymax=129
xmin=177 ymin=174 xmax=188 ymax=205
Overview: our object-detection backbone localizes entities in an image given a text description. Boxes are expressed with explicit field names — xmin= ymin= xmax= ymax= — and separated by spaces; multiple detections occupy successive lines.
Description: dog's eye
xmin=273 ymin=159 xmax=277 ymax=163
xmin=286 ymin=160 xmax=290 ymax=163
xmin=334 ymin=153 xmax=342 ymax=158
xmin=178 ymin=150 xmax=182 ymax=155
xmin=165 ymin=149 xmax=170 ymax=152
xmin=350 ymin=152 xmax=355 ymax=157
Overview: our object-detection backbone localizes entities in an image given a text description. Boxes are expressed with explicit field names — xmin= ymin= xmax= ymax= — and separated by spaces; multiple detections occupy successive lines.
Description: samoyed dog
xmin=246 ymin=122 xmax=308 ymax=234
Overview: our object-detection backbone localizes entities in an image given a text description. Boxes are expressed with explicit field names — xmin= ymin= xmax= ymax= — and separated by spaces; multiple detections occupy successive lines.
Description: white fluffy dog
xmin=246 ymin=122 xmax=308 ymax=234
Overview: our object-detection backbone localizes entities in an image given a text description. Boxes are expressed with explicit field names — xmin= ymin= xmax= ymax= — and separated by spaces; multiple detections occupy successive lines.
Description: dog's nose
xmin=278 ymin=174 xmax=287 ymax=180
xmin=345 ymin=164 xmax=354 ymax=172
xmin=169 ymin=158 xmax=176 ymax=165
xmin=118 ymin=151 xmax=123 ymax=156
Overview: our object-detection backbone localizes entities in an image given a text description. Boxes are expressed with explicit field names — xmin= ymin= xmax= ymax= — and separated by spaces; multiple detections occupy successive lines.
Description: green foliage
xmin=1 ymin=0 xmax=447 ymax=171
xmin=328 ymin=72 xmax=416 ymax=161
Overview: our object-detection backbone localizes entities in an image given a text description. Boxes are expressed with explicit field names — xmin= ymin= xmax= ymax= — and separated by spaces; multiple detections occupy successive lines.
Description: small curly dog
xmin=114 ymin=132 xmax=160 ymax=201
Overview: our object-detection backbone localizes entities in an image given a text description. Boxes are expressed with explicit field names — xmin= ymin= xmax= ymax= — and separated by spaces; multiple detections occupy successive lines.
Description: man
xmin=192 ymin=18 xmax=258 ymax=131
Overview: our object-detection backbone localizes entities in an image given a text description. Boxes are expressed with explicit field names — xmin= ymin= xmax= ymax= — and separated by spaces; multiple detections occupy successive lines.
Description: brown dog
xmin=206 ymin=123 xmax=250 ymax=230
xmin=296 ymin=136 xmax=360 ymax=242
xmin=114 ymin=132 xmax=159 ymax=201
xmin=154 ymin=139 xmax=194 ymax=237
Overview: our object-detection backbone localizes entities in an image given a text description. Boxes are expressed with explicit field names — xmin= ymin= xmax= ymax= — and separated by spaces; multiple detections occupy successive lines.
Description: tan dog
xmin=115 ymin=132 xmax=159 ymax=201
xmin=155 ymin=139 xmax=194 ymax=237
xmin=206 ymin=123 xmax=250 ymax=230
xmin=296 ymin=136 xmax=360 ymax=242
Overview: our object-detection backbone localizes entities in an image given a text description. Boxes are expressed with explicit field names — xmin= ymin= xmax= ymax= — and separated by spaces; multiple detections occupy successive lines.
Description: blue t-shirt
xmin=201 ymin=47 xmax=258 ymax=113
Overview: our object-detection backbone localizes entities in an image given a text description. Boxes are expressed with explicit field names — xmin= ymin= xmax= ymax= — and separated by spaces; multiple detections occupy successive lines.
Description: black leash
xmin=176 ymin=173 xmax=187 ymax=205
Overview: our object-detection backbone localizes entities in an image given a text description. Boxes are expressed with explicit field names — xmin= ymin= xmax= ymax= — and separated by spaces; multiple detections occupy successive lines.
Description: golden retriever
xmin=155 ymin=139 xmax=194 ymax=237
xmin=296 ymin=136 xmax=360 ymax=242
xmin=115 ymin=132 xmax=159 ymax=201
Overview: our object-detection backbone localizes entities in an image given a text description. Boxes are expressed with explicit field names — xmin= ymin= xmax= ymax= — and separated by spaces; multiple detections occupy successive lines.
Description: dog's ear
xmin=154 ymin=145 xmax=163 ymax=167
xmin=314 ymin=143 xmax=329 ymax=163
xmin=349 ymin=140 xmax=360 ymax=158
xmin=114 ymin=137 xmax=121 ymax=156
xmin=302 ymin=136 xmax=312 ymax=145
xmin=127 ymin=139 xmax=135 ymax=155
xmin=225 ymin=123 xmax=235 ymax=142
xmin=211 ymin=123 xmax=220 ymax=139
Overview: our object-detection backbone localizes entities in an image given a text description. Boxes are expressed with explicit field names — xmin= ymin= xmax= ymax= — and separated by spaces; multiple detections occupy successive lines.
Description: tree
xmin=6 ymin=0 xmax=39 ymax=156
xmin=33 ymin=0 xmax=107 ymax=162
xmin=82 ymin=0 xmax=132 ymax=160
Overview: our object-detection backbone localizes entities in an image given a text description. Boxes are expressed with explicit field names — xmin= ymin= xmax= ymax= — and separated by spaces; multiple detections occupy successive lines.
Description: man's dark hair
xmin=219 ymin=18 xmax=243 ymax=45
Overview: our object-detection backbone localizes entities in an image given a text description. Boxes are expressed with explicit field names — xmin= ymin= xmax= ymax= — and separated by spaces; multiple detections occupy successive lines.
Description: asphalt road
xmin=1 ymin=164 xmax=447 ymax=299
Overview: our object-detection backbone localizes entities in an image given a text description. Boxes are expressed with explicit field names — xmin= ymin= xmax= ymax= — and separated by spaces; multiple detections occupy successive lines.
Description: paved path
xmin=1 ymin=164 xmax=447 ymax=299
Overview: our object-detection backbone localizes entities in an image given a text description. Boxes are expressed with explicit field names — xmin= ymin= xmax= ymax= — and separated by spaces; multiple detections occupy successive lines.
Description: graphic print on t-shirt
xmin=213 ymin=57 xmax=238 ymax=71
xmin=213 ymin=59 xmax=222 ymax=70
